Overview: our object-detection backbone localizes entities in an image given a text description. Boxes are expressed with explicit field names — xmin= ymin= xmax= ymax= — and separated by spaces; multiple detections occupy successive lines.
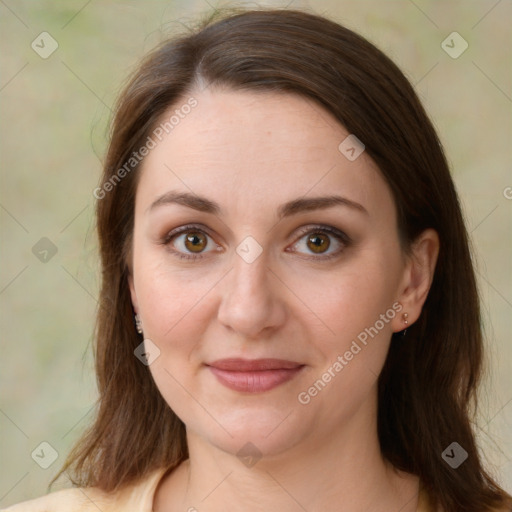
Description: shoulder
xmin=1 ymin=468 xmax=169 ymax=512
xmin=417 ymin=483 xmax=511 ymax=512
xmin=1 ymin=487 xmax=110 ymax=512
xmin=418 ymin=492 xmax=512 ymax=512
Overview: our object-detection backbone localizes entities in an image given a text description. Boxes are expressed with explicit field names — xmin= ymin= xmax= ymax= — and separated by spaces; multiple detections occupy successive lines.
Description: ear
xmin=127 ymin=272 xmax=139 ymax=314
xmin=392 ymin=228 xmax=440 ymax=332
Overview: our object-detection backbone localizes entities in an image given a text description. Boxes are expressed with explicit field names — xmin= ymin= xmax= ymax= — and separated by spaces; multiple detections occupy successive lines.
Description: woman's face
xmin=129 ymin=88 xmax=410 ymax=458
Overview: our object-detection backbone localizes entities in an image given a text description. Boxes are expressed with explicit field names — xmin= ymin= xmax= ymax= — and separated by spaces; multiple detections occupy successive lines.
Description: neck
xmin=154 ymin=392 xmax=420 ymax=511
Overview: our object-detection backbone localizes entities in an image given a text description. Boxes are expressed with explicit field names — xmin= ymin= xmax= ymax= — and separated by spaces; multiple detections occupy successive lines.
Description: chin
xmin=188 ymin=405 xmax=311 ymax=461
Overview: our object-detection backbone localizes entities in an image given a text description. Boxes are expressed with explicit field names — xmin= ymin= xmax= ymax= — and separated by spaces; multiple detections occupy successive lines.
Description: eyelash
xmin=161 ymin=223 xmax=352 ymax=261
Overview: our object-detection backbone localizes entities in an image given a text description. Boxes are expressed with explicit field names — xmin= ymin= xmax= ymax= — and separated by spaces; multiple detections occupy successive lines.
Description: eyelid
xmin=291 ymin=224 xmax=352 ymax=244
xmin=162 ymin=223 xmax=215 ymax=245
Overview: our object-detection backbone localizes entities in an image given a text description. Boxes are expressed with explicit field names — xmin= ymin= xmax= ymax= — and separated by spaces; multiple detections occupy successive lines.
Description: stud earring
xmin=402 ymin=312 xmax=408 ymax=336
xmin=134 ymin=314 xmax=143 ymax=334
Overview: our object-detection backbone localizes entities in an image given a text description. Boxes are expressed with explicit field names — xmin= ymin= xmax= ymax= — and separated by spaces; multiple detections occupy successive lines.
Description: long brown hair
xmin=55 ymin=8 xmax=511 ymax=511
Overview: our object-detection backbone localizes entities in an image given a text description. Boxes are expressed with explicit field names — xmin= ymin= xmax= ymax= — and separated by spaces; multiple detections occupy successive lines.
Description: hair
xmin=54 ymin=7 xmax=511 ymax=511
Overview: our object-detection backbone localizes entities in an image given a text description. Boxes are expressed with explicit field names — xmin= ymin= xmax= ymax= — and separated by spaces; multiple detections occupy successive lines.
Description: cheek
xmin=299 ymin=249 xmax=401 ymax=342
xmin=292 ymin=245 xmax=403 ymax=403
xmin=133 ymin=260 xmax=218 ymax=423
xmin=136 ymin=268 xmax=207 ymax=343
xmin=292 ymin=267 xmax=400 ymax=428
xmin=132 ymin=245 xmax=221 ymax=362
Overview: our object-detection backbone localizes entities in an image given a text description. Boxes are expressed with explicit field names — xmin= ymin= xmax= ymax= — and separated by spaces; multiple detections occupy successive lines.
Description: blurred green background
xmin=1 ymin=0 xmax=510 ymax=506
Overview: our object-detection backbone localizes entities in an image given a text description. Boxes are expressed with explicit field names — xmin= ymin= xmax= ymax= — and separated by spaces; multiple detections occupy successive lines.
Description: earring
xmin=402 ymin=313 xmax=408 ymax=336
xmin=134 ymin=314 xmax=143 ymax=334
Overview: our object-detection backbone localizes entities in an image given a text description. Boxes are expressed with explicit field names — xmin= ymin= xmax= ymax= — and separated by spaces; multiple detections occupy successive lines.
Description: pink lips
xmin=206 ymin=358 xmax=304 ymax=393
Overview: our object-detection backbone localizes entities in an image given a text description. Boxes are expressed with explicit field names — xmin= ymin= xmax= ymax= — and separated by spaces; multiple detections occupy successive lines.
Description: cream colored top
xmin=1 ymin=468 xmax=436 ymax=511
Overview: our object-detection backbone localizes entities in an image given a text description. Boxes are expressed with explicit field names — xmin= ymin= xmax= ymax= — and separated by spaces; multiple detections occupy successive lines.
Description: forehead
xmin=135 ymin=88 xmax=394 ymax=221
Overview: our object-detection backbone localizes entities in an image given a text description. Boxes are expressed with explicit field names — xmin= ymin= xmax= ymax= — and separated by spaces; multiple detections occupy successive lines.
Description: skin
xmin=128 ymin=87 xmax=439 ymax=512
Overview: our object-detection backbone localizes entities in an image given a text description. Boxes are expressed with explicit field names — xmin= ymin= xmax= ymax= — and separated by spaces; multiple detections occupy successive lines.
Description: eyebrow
xmin=147 ymin=191 xmax=368 ymax=218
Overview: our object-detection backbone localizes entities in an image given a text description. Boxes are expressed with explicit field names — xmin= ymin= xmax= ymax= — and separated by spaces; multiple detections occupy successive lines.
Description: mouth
xmin=206 ymin=358 xmax=305 ymax=393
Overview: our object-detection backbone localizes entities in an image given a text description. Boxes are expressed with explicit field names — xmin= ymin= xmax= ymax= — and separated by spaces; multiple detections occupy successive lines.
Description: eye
xmin=288 ymin=225 xmax=351 ymax=260
xmin=162 ymin=224 xmax=219 ymax=260
xmin=162 ymin=223 xmax=351 ymax=262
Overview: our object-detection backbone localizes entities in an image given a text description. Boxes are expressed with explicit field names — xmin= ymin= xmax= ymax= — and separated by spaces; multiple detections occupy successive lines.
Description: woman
xmin=4 ymin=7 xmax=511 ymax=512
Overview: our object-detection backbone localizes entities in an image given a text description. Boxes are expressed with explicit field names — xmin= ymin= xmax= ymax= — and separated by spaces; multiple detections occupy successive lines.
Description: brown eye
xmin=306 ymin=233 xmax=330 ymax=253
xmin=163 ymin=225 xmax=217 ymax=260
xmin=288 ymin=225 xmax=350 ymax=260
xmin=184 ymin=231 xmax=208 ymax=253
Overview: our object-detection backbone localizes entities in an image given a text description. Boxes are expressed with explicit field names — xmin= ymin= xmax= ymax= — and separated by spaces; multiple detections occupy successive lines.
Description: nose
xmin=217 ymin=250 xmax=287 ymax=340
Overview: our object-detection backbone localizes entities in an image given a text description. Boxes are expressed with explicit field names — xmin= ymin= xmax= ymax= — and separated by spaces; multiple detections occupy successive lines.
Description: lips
xmin=206 ymin=358 xmax=304 ymax=393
